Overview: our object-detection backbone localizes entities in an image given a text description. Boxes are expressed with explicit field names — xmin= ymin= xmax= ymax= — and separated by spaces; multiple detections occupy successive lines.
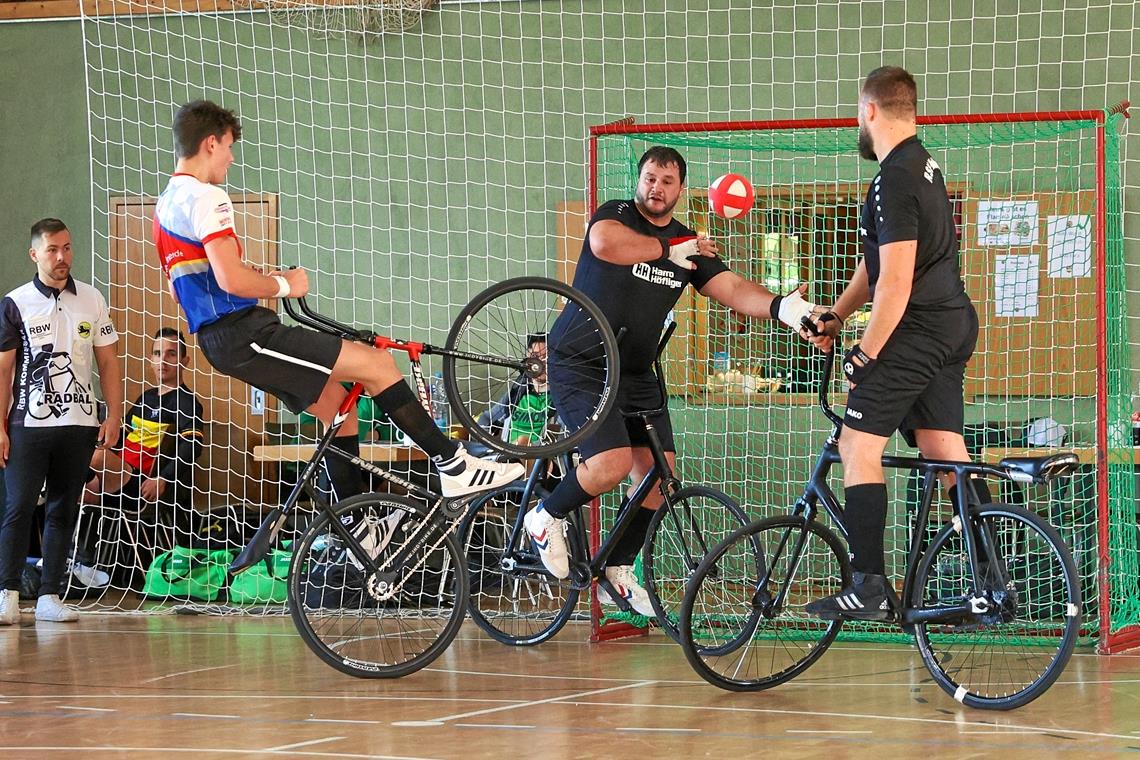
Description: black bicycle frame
xmin=486 ymin=322 xmax=710 ymax=591
xmin=779 ymin=348 xmax=1068 ymax=627
xmin=236 ymin=295 xmax=527 ymax=581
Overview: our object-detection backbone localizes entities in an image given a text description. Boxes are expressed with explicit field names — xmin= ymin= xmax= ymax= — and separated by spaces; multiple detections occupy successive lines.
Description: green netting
xmin=593 ymin=113 xmax=1134 ymax=647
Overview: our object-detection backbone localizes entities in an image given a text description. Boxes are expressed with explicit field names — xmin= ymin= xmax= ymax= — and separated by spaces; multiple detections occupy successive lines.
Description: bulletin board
xmin=960 ymin=191 xmax=1098 ymax=398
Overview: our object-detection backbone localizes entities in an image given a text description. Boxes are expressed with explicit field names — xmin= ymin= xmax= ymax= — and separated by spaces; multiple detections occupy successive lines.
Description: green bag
xmin=228 ymin=547 xmax=292 ymax=605
xmin=142 ymin=546 xmax=234 ymax=602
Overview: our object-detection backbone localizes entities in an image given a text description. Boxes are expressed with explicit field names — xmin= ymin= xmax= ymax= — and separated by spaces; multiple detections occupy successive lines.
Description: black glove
xmin=842 ymin=343 xmax=876 ymax=385
xmin=801 ymin=311 xmax=842 ymax=338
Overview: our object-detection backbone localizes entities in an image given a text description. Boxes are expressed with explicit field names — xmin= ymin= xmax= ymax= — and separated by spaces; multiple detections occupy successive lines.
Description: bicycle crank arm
xmin=901 ymin=603 xmax=973 ymax=626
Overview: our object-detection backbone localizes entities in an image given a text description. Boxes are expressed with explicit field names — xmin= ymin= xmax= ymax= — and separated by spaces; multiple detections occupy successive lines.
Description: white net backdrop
xmin=75 ymin=0 xmax=1137 ymax=616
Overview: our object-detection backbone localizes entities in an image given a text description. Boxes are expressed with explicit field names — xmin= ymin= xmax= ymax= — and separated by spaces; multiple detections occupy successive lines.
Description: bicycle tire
xmin=459 ymin=483 xmax=581 ymax=646
xmin=642 ymin=486 xmax=751 ymax=643
xmin=443 ymin=276 xmax=619 ymax=458
xmin=911 ymin=503 xmax=1081 ymax=710
xmin=679 ymin=515 xmax=850 ymax=691
xmin=287 ymin=493 xmax=468 ymax=678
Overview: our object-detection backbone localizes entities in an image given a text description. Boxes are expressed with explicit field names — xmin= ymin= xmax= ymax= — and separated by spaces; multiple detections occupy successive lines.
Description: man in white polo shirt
xmin=0 ymin=218 xmax=123 ymax=624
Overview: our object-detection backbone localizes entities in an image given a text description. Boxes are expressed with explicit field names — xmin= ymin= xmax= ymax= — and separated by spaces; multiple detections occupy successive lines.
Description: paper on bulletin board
xmin=1045 ymin=214 xmax=1092 ymax=278
xmin=977 ymin=200 xmax=1039 ymax=246
xmin=994 ymin=254 xmax=1039 ymax=318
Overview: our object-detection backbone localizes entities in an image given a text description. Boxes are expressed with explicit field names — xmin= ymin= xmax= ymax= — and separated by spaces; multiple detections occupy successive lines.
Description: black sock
xmin=610 ymin=504 xmax=656 ymax=566
xmin=324 ymin=434 xmax=364 ymax=502
xmin=843 ymin=483 xmax=888 ymax=576
xmin=374 ymin=382 xmax=458 ymax=461
xmin=541 ymin=467 xmax=593 ymax=518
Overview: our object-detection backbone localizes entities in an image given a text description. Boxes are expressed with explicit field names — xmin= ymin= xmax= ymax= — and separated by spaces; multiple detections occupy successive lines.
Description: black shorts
xmin=550 ymin=366 xmax=674 ymax=461
xmin=197 ymin=306 xmax=342 ymax=414
xmin=843 ymin=303 xmax=978 ymax=447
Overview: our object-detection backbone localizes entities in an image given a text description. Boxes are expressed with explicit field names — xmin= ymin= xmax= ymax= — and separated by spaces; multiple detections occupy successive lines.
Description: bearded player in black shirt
xmin=526 ymin=146 xmax=817 ymax=614
xmin=802 ymin=66 xmax=989 ymax=620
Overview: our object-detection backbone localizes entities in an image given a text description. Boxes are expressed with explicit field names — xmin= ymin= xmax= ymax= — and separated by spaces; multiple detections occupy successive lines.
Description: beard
xmin=858 ymin=125 xmax=877 ymax=161
xmin=635 ymin=189 xmax=678 ymax=219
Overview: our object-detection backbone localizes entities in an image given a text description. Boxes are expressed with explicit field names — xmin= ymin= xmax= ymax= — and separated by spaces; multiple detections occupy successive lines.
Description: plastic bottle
xmin=430 ymin=372 xmax=451 ymax=435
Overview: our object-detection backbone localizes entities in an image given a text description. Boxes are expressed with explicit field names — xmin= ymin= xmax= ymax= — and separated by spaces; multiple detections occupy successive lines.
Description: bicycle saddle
xmin=998 ymin=452 xmax=1080 ymax=483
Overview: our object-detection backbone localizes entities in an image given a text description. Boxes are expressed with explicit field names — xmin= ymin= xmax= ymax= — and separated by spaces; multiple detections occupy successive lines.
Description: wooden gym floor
xmin=0 ymin=612 xmax=1138 ymax=758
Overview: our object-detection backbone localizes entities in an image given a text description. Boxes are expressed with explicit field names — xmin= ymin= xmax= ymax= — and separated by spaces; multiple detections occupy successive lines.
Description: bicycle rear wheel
xmin=911 ymin=503 xmax=1080 ymax=710
xmin=642 ymin=486 xmax=750 ymax=642
xmin=680 ymin=515 xmax=850 ymax=691
xmin=459 ymin=482 xmax=581 ymax=646
xmin=287 ymin=494 xmax=468 ymax=678
xmin=443 ymin=277 xmax=619 ymax=458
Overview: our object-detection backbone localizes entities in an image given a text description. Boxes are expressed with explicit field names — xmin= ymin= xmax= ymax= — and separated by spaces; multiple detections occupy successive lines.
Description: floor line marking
xmin=453 ymin=724 xmax=535 ymax=730
xmin=142 ymin=665 xmax=236 ymax=683
xmin=306 ymin=718 xmax=383 ymax=725
xmin=264 ymin=736 xmax=346 ymax=752
xmin=58 ymin=706 xmax=116 ymax=712
xmin=576 ymin=699 xmax=1140 ymax=742
xmin=616 ymin=727 xmax=701 ymax=733
xmin=171 ymin=712 xmax=242 ymax=719
xmin=786 ymin=729 xmax=873 ymax=734
xmin=416 ymin=681 xmax=657 ymax=724
xmin=0 ymin=747 xmax=436 ymax=759
xmin=0 ymin=694 xmax=519 ymax=704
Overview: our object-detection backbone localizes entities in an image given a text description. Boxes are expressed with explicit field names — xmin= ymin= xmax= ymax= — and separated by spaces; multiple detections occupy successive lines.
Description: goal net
xmin=70 ymin=0 xmax=1136 ymax=656
xmin=590 ymin=110 xmax=1137 ymax=651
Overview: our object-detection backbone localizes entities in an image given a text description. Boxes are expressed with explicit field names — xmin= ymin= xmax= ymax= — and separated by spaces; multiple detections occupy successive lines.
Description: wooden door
xmin=108 ymin=193 xmax=279 ymax=506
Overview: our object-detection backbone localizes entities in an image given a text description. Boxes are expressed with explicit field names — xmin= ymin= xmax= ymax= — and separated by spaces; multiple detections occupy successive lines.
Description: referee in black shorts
xmin=803 ymin=66 xmax=991 ymax=620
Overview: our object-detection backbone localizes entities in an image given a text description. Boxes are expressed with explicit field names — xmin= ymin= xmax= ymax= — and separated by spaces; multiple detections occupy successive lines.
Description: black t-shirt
xmin=861 ymin=136 xmax=971 ymax=312
xmin=119 ymin=384 xmax=204 ymax=485
xmin=551 ymin=199 xmax=729 ymax=373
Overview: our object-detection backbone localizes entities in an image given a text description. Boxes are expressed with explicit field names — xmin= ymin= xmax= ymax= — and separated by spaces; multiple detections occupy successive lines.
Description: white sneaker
xmin=35 ymin=594 xmax=79 ymax=623
xmin=523 ymin=504 xmax=570 ymax=579
xmin=597 ymin=565 xmax=655 ymax=617
xmin=438 ymin=449 xmax=525 ymax=498
xmin=345 ymin=509 xmax=405 ymax=570
xmin=0 ymin=589 xmax=19 ymax=625
xmin=70 ymin=561 xmax=110 ymax=589
xmin=36 ymin=558 xmax=109 ymax=589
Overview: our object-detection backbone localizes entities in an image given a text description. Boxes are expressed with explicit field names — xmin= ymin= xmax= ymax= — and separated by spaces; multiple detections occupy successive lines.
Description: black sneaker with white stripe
xmin=805 ymin=572 xmax=897 ymax=622
xmin=437 ymin=449 xmax=525 ymax=498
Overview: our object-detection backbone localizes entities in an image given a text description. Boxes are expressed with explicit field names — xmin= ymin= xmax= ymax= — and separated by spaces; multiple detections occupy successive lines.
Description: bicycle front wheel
xmin=443 ymin=277 xmax=619 ymax=458
xmin=912 ymin=503 xmax=1081 ymax=710
xmin=642 ymin=486 xmax=750 ymax=643
xmin=460 ymin=483 xmax=581 ymax=646
xmin=680 ymin=515 xmax=850 ymax=691
xmin=287 ymin=494 xmax=468 ymax=678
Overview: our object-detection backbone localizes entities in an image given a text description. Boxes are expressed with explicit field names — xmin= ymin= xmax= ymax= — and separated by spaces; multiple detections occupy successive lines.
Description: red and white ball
xmin=709 ymin=173 xmax=755 ymax=219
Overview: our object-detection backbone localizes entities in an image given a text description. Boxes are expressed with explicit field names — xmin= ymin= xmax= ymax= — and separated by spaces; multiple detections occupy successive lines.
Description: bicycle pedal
xmin=594 ymin=577 xmax=633 ymax=614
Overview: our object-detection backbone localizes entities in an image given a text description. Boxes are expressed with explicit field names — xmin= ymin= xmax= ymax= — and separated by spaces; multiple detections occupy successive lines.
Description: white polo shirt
xmin=0 ymin=276 xmax=118 ymax=428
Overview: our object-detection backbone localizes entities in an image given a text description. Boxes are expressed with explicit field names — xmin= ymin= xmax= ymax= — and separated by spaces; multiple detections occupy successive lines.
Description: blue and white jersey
xmin=154 ymin=174 xmax=257 ymax=333
xmin=0 ymin=276 xmax=118 ymax=428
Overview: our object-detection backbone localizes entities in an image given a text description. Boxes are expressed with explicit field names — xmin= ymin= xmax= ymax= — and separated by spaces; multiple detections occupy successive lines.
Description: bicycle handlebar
xmin=813 ymin=338 xmax=1078 ymax=485
xmin=283 ymin=293 xmax=375 ymax=344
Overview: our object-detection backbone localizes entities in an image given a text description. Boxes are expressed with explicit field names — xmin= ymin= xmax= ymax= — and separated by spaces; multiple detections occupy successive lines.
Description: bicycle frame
xmin=772 ymin=348 xmax=1081 ymax=627
xmin=482 ymin=321 xmax=718 ymax=597
xmin=230 ymin=294 xmax=531 ymax=577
